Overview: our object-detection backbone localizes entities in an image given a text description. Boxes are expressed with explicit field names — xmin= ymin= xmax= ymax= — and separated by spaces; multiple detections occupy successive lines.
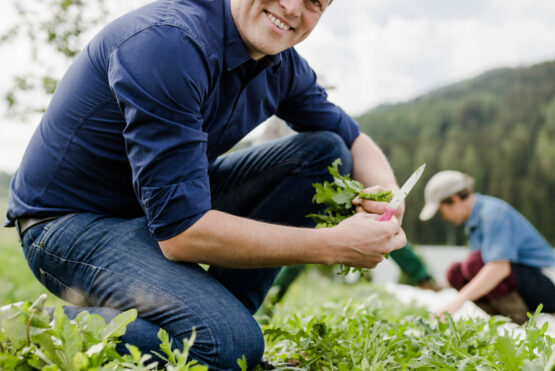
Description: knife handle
xmin=378 ymin=207 xmax=396 ymax=222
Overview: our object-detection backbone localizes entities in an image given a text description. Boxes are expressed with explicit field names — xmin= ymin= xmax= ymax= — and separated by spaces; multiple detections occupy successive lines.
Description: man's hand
xmin=353 ymin=185 xmax=405 ymax=223
xmin=436 ymin=296 xmax=466 ymax=318
xmin=329 ymin=211 xmax=406 ymax=268
xmin=435 ymin=261 xmax=511 ymax=319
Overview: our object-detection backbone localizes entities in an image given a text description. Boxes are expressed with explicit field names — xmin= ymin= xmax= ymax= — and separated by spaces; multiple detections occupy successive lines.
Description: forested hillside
xmin=357 ymin=61 xmax=555 ymax=245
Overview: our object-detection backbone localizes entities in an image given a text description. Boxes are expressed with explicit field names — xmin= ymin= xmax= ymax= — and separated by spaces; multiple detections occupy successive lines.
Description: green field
xmin=0 ymin=196 xmax=61 ymax=306
xmin=1 ymin=194 xmax=554 ymax=370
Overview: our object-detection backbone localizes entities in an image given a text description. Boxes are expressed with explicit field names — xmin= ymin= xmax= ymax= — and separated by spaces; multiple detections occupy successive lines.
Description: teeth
xmin=266 ymin=13 xmax=290 ymax=31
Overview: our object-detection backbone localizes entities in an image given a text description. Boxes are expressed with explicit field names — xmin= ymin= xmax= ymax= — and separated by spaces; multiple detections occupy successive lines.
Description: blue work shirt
xmin=6 ymin=0 xmax=360 ymax=240
xmin=465 ymin=194 xmax=555 ymax=268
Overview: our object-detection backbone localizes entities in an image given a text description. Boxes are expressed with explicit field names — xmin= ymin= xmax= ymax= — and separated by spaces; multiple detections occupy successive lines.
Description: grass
xmin=258 ymin=270 xmax=555 ymax=370
xmin=0 ymin=196 xmax=61 ymax=306
xmin=1 ymin=192 xmax=553 ymax=370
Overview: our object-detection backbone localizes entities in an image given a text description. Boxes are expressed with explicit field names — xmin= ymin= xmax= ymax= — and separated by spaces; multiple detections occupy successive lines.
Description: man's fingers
xmin=335 ymin=212 xmax=405 ymax=269
xmin=360 ymin=199 xmax=388 ymax=214
xmin=390 ymin=228 xmax=407 ymax=252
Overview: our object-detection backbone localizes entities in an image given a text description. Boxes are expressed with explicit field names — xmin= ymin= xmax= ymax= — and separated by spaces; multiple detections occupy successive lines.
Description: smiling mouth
xmin=265 ymin=11 xmax=293 ymax=31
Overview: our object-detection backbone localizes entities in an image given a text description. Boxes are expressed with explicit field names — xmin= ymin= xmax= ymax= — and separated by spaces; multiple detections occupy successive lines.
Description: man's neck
xmin=462 ymin=193 xmax=476 ymax=222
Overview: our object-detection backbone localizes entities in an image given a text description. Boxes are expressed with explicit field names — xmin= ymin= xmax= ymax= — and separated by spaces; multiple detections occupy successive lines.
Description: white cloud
xmin=2 ymin=0 xmax=555 ymax=171
xmin=297 ymin=0 xmax=555 ymax=114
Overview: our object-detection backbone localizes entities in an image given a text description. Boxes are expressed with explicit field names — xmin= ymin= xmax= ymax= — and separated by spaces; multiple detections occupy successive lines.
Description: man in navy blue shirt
xmin=420 ymin=171 xmax=555 ymax=324
xmin=6 ymin=0 xmax=406 ymax=368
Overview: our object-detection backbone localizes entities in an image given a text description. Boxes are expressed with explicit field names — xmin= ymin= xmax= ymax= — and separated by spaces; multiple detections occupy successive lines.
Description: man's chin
xmin=252 ymin=37 xmax=293 ymax=56
xmin=258 ymin=44 xmax=288 ymax=56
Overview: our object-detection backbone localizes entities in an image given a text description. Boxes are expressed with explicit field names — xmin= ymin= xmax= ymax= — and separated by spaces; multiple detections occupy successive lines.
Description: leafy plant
xmin=260 ymin=273 xmax=555 ymax=370
xmin=0 ymin=294 xmax=210 ymax=370
xmin=307 ymin=158 xmax=392 ymax=229
xmin=307 ymin=158 xmax=393 ymax=274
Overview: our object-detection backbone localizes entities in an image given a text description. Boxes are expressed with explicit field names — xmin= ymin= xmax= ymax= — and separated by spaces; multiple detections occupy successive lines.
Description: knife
xmin=378 ymin=163 xmax=426 ymax=221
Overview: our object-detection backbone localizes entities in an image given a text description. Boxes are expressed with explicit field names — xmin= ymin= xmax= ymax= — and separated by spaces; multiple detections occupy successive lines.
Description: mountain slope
xmin=356 ymin=60 xmax=555 ymax=244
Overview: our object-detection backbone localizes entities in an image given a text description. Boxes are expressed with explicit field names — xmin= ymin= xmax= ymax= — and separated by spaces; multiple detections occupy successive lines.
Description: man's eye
xmin=306 ymin=0 xmax=323 ymax=11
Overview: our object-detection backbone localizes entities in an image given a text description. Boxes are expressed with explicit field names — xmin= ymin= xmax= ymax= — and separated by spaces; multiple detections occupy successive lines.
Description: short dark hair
xmin=440 ymin=188 xmax=472 ymax=205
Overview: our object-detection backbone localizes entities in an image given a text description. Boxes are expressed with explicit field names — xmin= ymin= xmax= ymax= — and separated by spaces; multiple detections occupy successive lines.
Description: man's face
xmin=230 ymin=0 xmax=328 ymax=60
xmin=438 ymin=200 xmax=467 ymax=226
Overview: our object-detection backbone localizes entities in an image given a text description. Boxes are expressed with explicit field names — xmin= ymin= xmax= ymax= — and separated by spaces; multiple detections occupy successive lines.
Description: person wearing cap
xmin=419 ymin=170 xmax=555 ymax=324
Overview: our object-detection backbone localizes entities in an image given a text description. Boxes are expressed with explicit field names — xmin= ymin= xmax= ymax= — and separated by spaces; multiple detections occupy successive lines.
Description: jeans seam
xmin=35 ymin=247 xmax=219 ymax=358
xmin=38 ymin=213 xmax=78 ymax=247
xmin=264 ymin=158 xmax=305 ymax=174
xmin=26 ymin=243 xmax=37 ymax=263
xmin=39 ymin=268 xmax=89 ymax=305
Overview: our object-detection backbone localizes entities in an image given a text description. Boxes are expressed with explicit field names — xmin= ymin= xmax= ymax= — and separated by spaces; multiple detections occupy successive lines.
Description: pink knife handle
xmin=378 ymin=207 xmax=396 ymax=221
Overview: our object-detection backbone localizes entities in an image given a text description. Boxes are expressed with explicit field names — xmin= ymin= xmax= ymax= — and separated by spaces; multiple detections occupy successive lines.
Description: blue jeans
xmin=20 ymin=131 xmax=353 ymax=370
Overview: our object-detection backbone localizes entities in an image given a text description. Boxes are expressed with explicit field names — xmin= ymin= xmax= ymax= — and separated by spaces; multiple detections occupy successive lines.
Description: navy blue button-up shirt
xmin=465 ymin=194 xmax=555 ymax=267
xmin=7 ymin=0 xmax=360 ymax=240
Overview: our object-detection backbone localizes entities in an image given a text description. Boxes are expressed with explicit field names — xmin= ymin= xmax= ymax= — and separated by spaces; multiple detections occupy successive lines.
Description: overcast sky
xmin=2 ymin=0 xmax=555 ymax=173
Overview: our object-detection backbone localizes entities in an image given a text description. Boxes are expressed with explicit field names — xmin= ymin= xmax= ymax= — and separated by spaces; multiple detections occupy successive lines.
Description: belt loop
xmin=15 ymin=219 xmax=23 ymax=247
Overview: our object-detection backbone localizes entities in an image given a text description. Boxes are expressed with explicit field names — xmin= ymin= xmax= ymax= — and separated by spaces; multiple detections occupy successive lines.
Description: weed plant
xmin=259 ymin=272 xmax=555 ymax=370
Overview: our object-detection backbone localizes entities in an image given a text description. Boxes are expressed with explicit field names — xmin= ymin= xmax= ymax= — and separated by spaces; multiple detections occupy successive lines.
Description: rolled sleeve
xmin=277 ymin=50 xmax=360 ymax=148
xmin=141 ymin=177 xmax=211 ymax=240
xmin=108 ymin=26 xmax=213 ymax=239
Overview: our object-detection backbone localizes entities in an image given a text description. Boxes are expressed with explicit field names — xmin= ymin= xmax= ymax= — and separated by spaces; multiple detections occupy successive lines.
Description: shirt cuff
xmin=141 ymin=177 xmax=211 ymax=240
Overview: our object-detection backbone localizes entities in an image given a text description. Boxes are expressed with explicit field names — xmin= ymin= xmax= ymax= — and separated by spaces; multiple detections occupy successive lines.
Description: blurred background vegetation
xmin=0 ymin=174 xmax=61 ymax=305
xmin=356 ymin=61 xmax=555 ymax=245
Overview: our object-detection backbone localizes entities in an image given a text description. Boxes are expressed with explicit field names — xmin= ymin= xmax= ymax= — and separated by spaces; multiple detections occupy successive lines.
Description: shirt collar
xmin=223 ymin=0 xmax=282 ymax=71
xmin=465 ymin=193 xmax=483 ymax=233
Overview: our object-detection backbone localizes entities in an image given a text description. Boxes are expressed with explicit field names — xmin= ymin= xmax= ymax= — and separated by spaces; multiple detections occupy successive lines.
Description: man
xmin=419 ymin=170 xmax=555 ymax=324
xmin=5 ymin=0 xmax=406 ymax=368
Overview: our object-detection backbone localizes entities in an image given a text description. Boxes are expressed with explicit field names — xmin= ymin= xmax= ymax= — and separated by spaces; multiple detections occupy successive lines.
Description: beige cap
xmin=419 ymin=170 xmax=474 ymax=221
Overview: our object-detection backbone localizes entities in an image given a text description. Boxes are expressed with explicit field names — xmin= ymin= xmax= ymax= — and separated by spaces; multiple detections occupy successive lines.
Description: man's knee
xmin=192 ymin=316 xmax=264 ymax=370
xmin=307 ymin=131 xmax=352 ymax=174
xmin=446 ymin=262 xmax=465 ymax=290
xmin=460 ymin=250 xmax=485 ymax=279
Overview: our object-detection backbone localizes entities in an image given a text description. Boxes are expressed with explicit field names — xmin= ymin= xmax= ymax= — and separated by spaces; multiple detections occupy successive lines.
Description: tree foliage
xmin=357 ymin=62 xmax=555 ymax=245
xmin=1 ymin=0 xmax=109 ymax=119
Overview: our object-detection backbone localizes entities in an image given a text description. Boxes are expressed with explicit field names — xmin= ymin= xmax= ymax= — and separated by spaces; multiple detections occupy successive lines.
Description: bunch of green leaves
xmin=260 ymin=273 xmax=555 ymax=370
xmin=307 ymin=158 xmax=392 ymax=229
xmin=0 ymin=294 xmax=211 ymax=370
xmin=307 ymin=158 xmax=393 ymax=275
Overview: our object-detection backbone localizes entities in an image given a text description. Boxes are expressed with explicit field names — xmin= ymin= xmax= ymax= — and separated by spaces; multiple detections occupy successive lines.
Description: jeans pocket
xmin=22 ymin=224 xmax=50 ymax=269
xmin=39 ymin=268 xmax=89 ymax=306
xmin=35 ymin=213 xmax=79 ymax=253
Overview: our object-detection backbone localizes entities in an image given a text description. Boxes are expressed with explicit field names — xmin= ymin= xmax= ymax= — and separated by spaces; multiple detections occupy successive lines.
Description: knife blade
xmin=378 ymin=163 xmax=426 ymax=221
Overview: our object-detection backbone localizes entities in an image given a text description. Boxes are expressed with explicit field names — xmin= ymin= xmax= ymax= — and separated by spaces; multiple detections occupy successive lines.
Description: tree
xmin=536 ymin=98 xmax=555 ymax=183
xmin=0 ymin=0 xmax=153 ymax=119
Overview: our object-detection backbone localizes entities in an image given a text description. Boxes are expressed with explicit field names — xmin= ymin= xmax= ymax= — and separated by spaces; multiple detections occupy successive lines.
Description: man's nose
xmin=279 ymin=0 xmax=302 ymax=17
